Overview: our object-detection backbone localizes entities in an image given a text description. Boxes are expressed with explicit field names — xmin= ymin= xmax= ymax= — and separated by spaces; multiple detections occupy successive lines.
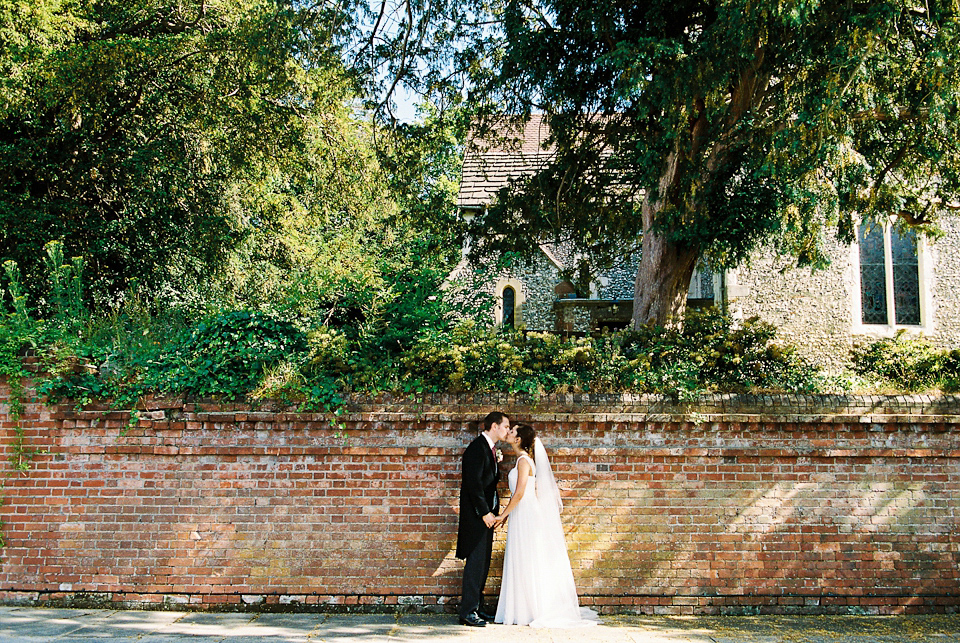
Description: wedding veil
xmin=534 ymin=437 xmax=563 ymax=516
xmin=529 ymin=436 xmax=599 ymax=627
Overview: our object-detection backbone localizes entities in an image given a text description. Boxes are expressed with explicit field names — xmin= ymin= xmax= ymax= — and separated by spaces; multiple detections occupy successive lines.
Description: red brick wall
xmin=2 ymin=377 xmax=960 ymax=615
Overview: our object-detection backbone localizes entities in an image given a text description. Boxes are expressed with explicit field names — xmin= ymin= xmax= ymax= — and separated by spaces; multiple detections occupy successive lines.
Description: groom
xmin=456 ymin=411 xmax=510 ymax=627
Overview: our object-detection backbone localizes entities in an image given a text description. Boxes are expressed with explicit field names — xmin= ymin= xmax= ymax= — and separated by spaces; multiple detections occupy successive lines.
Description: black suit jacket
xmin=455 ymin=435 xmax=500 ymax=559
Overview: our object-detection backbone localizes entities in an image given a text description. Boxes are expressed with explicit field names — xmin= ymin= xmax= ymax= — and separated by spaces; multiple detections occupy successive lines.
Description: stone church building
xmin=447 ymin=115 xmax=960 ymax=370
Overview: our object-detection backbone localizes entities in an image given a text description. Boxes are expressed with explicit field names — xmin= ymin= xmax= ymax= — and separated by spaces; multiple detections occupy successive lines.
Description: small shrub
xmin=851 ymin=331 xmax=960 ymax=392
xmin=616 ymin=308 xmax=819 ymax=394
xmin=303 ymin=327 xmax=354 ymax=375
xmin=852 ymin=331 xmax=943 ymax=391
xmin=940 ymin=350 xmax=960 ymax=393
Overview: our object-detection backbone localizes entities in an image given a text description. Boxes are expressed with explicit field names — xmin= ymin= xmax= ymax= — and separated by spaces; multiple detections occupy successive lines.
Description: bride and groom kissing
xmin=456 ymin=411 xmax=598 ymax=628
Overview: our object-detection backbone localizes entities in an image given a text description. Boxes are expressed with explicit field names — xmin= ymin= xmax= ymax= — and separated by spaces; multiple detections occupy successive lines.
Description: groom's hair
xmin=482 ymin=411 xmax=509 ymax=431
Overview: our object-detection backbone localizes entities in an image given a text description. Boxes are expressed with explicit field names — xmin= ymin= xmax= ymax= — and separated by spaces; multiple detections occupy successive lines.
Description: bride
xmin=493 ymin=423 xmax=598 ymax=627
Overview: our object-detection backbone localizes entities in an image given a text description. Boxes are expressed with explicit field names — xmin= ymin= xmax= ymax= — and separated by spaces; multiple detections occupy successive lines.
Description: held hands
xmin=483 ymin=512 xmax=507 ymax=529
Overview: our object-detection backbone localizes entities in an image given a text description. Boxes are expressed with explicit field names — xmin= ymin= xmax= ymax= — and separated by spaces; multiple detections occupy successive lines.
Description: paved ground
xmin=2 ymin=607 xmax=960 ymax=642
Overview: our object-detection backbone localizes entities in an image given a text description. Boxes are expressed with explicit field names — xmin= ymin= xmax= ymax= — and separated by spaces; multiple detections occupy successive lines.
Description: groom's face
xmin=491 ymin=417 xmax=510 ymax=442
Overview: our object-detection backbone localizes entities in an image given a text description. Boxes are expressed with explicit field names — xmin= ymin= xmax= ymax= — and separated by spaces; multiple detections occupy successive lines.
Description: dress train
xmin=495 ymin=449 xmax=598 ymax=628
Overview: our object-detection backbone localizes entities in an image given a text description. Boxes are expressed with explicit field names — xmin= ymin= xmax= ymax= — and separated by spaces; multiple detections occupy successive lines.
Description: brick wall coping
xmin=34 ymin=391 xmax=960 ymax=423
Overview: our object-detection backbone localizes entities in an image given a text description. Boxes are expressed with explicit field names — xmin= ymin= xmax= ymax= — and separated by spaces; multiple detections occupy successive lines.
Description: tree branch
xmin=107 ymin=4 xmax=211 ymax=39
xmin=872 ymin=144 xmax=910 ymax=200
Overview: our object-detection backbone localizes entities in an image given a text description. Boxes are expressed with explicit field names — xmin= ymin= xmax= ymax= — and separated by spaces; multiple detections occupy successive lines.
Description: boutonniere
xmin=495 ymin=448 xmax=503 ymax=463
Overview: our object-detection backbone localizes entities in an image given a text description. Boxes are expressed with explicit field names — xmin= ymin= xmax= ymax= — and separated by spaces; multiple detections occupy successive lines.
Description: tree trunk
xmin=631 ymin=151 xmax=701 ymax=328
xmin=631 ymin=224 xmax=700 ymax=328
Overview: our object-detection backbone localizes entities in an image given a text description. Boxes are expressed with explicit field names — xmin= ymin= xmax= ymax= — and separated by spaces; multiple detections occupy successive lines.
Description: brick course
xmin=1 ymin=379 xmax=960 ymax=614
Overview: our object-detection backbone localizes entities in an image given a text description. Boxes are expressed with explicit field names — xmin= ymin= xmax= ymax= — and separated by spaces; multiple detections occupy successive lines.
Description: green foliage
xmin=165 ymin=311 xmax=309 ymax=399
xmin=0 ymin=261 xmax=34 ymax=383
xmin=376 ymin=109 xmax=469 ymax=262
xmin=25 ymin=246 xmax=485 ymax=408
xmin=401 ymin=308 xmax=820 ymax=396
xmin=39 ymin=309 xmax=311 ymax=406
xmin=852 ymin=331 xmax=960 ymax=392
xmin=35 ymin=296 xmax=183 ymax=410
xmin=401 ymin=322 xmax=597 ymax=394
xmin=616 ymin=309 xmax=820 ymax=396
xmin=0 ymin=0 xmax=362 ymax=306
xmin=9 ymin=261 xmax=828 ymax=410
xmin=451 ymin=0 xmax=960 ymax=324
xmin=0 ymin=242 xmax=88 ymax=382
xmin=40 ymin=241 xmax=87 ymax=330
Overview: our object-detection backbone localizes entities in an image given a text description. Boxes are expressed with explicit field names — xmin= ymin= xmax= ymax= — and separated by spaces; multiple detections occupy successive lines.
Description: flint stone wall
xmin=732 ymin=217 xmax=960 ymax=372
xmin=448 ymin=252 xmax=568 ymax=332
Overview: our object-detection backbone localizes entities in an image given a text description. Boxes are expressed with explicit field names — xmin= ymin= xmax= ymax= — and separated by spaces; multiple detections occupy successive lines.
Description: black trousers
xmin=459 ymin=527 xmax=494 ymax=618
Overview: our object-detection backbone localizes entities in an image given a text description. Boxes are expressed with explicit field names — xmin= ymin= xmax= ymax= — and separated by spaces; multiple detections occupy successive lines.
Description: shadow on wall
xmin=2 ymin=394 xmax=958 ymax=615
xmin=425 ymin=451 xmax=958 ymax=611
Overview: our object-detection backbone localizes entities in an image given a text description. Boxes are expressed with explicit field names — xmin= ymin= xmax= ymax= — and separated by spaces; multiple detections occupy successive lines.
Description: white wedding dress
xmin=495 ymin=440 xmax=598 ymax=627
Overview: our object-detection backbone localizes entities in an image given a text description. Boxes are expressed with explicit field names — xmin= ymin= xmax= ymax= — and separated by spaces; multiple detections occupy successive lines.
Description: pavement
xmin=2 ymin=607 xmax=960 ymax=642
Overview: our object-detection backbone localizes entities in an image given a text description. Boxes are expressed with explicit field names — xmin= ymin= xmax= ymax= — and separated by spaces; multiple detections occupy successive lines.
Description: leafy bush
xmin=617 ymin=309 xmax=819 ymax=395
xmin=852 ymin=331 xmax=958 ymax=392
xmin=38 ymin=309 xmax=309 ymax=406
xmin=1 ymin=254 xmax=833 ymax=407
xmin=2 ymin=243 xmax=89 ymax=382
xmin=304 ymin=327 xmax=354 ymax=375
xmin=941 ymin=350 xmax=960 ymax=393
xmin=163 ymin=311 xmax=309 ymax=399
xmin=399 ymin=309 xmax=820 ymax=396
xmin=401 ymin=322 xmax=597 ymax=394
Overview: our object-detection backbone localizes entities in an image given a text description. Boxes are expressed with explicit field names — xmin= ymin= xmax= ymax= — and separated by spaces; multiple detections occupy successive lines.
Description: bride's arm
xmin=493 ymin=458 xmax=531 ymax=527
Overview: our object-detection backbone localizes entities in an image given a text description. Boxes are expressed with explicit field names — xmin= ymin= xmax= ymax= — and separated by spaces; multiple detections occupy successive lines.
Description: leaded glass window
xmin=502 ymin=286 xmax=515 ymax=328
xmin=858 ymin=221 xmax=921 ymax=327
xmin=891 ymin=227 xmax=920 ymax=325
xmin=858 ymin=222 xmax=888 ymax=324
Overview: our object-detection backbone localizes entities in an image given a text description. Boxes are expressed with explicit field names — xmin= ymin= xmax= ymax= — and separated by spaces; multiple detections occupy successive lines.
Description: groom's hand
xmin=482 ymin=512 xmax=497 ymax=528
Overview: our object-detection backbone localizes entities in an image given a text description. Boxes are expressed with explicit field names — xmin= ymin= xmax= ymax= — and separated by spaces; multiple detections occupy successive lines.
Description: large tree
xmin=0 ymin=0 xmax=361 ymax=306
xmin=455 ymin=0 xmax=960 ymax=326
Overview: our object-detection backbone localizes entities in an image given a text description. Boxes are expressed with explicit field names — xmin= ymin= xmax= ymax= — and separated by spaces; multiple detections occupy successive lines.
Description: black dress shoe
xmin=477 ymin=609 xmax=496 ymax=621
xmin=458 ymin=612 xmax=486 ymax=627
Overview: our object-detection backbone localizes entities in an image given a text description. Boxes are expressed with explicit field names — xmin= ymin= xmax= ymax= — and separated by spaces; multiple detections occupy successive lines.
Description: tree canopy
xmin=4 ymin=0 xmax=959 ymax=334
xmin=455 ymin=0 xmax=960 ymax=326
xmin=0 ymin=0 xmax=365 ymax=306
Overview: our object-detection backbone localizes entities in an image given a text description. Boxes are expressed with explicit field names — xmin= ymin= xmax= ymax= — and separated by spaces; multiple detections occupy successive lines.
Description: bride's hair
xmin=513 ymin=423 xmax=536 ymax=455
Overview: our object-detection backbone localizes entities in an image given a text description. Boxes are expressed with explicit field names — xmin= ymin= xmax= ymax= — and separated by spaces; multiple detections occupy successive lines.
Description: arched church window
xmin=502 ymin=286 xmax=516 ymax=328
